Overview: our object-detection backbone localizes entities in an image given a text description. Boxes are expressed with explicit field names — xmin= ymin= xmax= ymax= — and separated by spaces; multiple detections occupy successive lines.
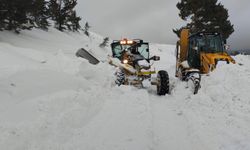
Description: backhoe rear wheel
xmin=157 ymin=70 xmax=169 ymax=95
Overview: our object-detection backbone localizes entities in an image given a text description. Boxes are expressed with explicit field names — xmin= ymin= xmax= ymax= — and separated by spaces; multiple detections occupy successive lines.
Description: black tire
xmin=193 ymin=80 xmax=200 ymax=95
xmin=187 ymin=72 xmax=201 ymax=95
xmin=157 ymin=70 xmax=170 ymax=95
xmin=115 ymin=68 xmax=125 ymax=86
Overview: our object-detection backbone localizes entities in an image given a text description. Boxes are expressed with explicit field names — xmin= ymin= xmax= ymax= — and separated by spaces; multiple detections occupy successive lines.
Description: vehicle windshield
xmin=111 ymin=43 xmax=149 ymax=60
xmin=195 ymin=34 xmax=224 ymax=53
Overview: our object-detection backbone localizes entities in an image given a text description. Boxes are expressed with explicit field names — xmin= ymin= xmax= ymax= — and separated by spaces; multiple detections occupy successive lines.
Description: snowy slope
xmin=0 ymin=29 xmax=250 ymax=150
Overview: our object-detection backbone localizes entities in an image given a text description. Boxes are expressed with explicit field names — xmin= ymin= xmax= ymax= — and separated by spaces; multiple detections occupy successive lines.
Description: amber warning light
xmin=120 ymin=39 xmax=134 ymax=45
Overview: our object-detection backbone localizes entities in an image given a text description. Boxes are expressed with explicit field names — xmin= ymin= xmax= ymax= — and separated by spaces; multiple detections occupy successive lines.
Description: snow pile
xmin=0 ymin=29 xmax=250 ymax=150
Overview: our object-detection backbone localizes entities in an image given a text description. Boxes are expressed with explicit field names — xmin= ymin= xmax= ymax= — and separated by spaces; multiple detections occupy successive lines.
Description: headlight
xmin=123 ymin=59 xmax=128 ymax=64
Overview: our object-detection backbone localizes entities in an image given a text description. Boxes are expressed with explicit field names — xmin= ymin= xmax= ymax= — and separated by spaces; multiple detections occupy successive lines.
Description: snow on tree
xmin=30 ymin=0 xmax=50 ymax=30
xmin=0 ymin=0 xmax=34 ymax=33
xmin=48 ymin=0 xmax=81 ymax=31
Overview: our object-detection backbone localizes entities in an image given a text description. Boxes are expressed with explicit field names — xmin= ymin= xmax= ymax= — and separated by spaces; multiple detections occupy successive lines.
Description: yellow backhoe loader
xmin=176 ymin=29 xmax=235 ymax=94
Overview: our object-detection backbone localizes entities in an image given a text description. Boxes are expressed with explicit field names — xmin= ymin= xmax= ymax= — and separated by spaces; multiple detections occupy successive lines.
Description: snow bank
xmin=0 ymin=28 xmax=250 ymax=150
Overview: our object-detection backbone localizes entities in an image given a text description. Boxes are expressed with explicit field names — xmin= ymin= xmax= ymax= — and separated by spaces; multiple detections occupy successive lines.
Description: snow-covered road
xmin=0 ymin=29 xmax=250 ymax=150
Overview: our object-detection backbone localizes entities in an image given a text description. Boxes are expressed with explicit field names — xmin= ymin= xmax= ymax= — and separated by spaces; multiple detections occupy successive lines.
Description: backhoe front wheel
xmin=186 ymin=72 xmax=201 ymax=94
xmin=157 ymin=70 xmax=170 ymax=95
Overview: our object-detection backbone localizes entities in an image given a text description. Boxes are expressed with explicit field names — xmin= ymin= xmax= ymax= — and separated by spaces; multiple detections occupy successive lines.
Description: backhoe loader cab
xmin=176 ymin=29 xmax=235 ymax=94
xmin=109 ymin=39 xmax=169 ymax=96
xmin=187 ymin=32 xmax=225 ymax=69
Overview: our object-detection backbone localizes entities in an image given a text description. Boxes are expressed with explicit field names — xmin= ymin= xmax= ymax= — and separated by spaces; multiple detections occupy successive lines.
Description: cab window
xmin=111 ymin=43 xmax=123 ymax=59
xmin=138 ymin=43 xmax=149 ymax=59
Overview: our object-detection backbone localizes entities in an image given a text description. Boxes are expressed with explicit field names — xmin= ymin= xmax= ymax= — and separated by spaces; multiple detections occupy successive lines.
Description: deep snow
xmin=0 ymin=29 xmax=250 ymax=150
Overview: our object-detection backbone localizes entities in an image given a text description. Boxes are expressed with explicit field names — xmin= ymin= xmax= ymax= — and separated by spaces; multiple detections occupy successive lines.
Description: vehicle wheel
xmin=115 ymin=68 xmax=125 ymax=86
xmin=187 ymin=72 xmax=201 ymax=94
xmin=157 ymin=70 xmax=169 ymax=95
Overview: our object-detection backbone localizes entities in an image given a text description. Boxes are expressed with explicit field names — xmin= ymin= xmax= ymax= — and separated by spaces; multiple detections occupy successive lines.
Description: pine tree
xmin=30 ymin=0 xmax=50 ymax=30
xmin=173 ymin=0 xmax=234 ymax=40
xmin=0 ymin=0 xmax=50 ymax=32
xmin=49 ymin=0 xmax=65 ymax=31
xmin=49 ymin=0 xmax=81 ymax=31
xmin=84 ymin=22 xmax=90 ymax=36
xmin=1 ymin=0 xmax=34 ymax=33
xmin=99 ymin=37 xmax=109 ymax=48
xmin=67 ymin=11 xmax=81 ymax=31
xmin=0 ymin=2 xmax=7 ymax=31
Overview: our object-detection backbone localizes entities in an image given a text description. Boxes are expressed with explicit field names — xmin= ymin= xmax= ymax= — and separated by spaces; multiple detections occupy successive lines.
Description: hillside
xmin=0 ymin=29 xmax=250 ymax=150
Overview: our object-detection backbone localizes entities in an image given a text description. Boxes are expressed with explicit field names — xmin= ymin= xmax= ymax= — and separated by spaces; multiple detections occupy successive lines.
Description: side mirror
xmin=150 ymin=56 xmax=160 ymax=61
xmin=224 ymin=44 xmax=230 ymax=51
